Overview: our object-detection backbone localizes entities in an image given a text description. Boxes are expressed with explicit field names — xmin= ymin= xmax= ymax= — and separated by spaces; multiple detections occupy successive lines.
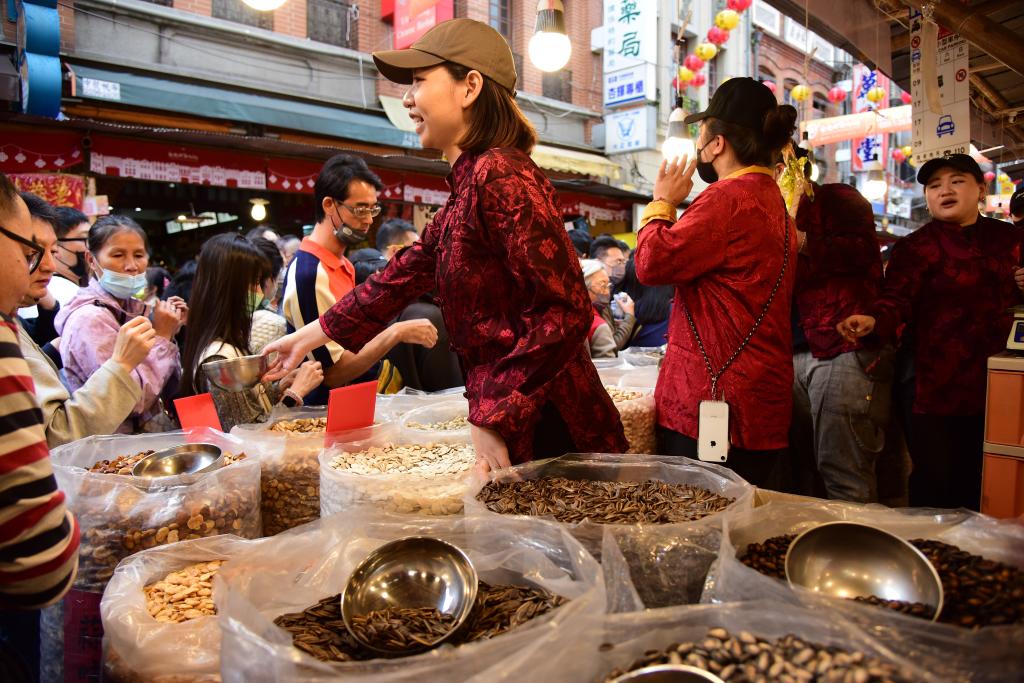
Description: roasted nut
xmin=260 ymin=442 xmax=321 ymax=536
xmin=605 ymin=386 xmax=656 ymax=454
xmin=406 ymin=415 xmax=470 ymax=432
xmin=269 ymin=417 xmax=327 ymax=433
xmin=144 ymin=560 xmax=223 ymax=623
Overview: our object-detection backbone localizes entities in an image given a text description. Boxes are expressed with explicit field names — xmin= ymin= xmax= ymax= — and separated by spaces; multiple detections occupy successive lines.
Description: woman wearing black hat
xmin=838 ymin=154 xmax=1024 ymax=510
xmin=633 ymin=78 xmax=798 ymax=486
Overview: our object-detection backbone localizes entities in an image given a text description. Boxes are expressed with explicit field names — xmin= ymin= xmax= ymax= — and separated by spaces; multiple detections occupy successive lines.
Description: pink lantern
xmin=690 ymin=72 xmax=707 ymax=88
xmin=683 ymin=54 xmax=705 ymax=71
xmin=827 ymin=86 xmax=847 ymax=104
xmin=672 ymin=77 xmax=681 ymax=91
xmin=762 ymin=80 xmax=777 ymax=93
xmin=727 ymin=0 xmax=753 ymax=10
xmin=984 ymin=171 xmax=996 ymax=182
xmin=900 ymin=91 xmax=913 ymax=105
xmin=707 ymin=26 xmax=730 ymax=45
xmin=892 ymin=149 xmax=906 ymax=163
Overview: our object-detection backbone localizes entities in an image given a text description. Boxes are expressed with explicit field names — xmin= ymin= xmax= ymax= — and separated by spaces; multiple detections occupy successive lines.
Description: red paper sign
xmin=326 ymin=381 xmax=377 ymax=438
xmin=394 ymin=0 xmax=453 ymax=49
xmin=64 ymin=588 xmax=103 ymax=683
xmin=10 ymin=173 xmax=86 ymax=209
xmin=174 ymin=394 xmax=223 ymax=432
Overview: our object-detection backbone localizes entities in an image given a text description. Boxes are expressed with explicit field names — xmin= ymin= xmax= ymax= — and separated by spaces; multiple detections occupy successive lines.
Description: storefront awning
xmin=532 ymin=144 xmax=621 ymax=181
xmin=72 ymin=65 xmax=422 ymax=151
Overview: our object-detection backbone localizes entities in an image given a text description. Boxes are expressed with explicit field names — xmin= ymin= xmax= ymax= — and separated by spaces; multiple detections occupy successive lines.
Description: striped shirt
xmin=0 ymin=314 xmax=79 ymax=608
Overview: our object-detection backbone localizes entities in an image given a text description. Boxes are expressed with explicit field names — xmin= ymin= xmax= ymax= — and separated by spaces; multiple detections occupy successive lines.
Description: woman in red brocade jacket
xmin=263 ymin=19 xmax=627 ymax=472
xmin=634 ymin=78 xmax=798 ymax=487
xmin=839 ymin=154 xmax=1023 ymax=511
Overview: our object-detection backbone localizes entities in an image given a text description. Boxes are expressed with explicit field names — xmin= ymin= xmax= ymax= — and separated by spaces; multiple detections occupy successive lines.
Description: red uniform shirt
xmin=320 ymin=147 xmax=628 ymax=463
xmin=868 ymin=215 xmax=1022 ymax=416
xmin=636 ymin=168 xmax=798 ymax=451
xmin=794 ymin=183 xmax=883 ymax=359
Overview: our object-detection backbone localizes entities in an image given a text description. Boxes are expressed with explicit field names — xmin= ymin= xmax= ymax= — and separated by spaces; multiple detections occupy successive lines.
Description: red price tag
xmin=326 ymin=380 xmax=377 ymax=443
xmin=174 ymin=393 xmax=223 ymax=432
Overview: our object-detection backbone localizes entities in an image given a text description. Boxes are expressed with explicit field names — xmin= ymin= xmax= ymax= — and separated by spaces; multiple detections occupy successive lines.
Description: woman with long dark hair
xmin=264 ymin=19 xmax=628 ymax=472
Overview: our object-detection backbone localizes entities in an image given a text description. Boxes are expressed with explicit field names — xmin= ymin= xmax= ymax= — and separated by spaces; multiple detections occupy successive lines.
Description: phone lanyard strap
xmin=682 ymin=201 xmax=791 ymax=400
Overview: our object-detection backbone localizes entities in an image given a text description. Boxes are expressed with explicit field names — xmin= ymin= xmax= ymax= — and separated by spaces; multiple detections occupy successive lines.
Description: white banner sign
xmin=909 ymin=9 xmax=971 ymax=162
xmin=605 ymin=106 xmax=656 ymax=154
xmin=603 ymin=0 xmax=657 ymax=73
xmin=603 ymin=63 xmax=656 ymax=108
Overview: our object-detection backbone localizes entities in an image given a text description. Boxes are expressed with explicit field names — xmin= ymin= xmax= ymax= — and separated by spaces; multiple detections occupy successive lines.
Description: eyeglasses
xmin=0 ymin=225 xmax=45 ymax=274
xmin=589 ymin=281 xmax=612 ymax=292
xmin=339 ymin=203 xmax=382 ymax=219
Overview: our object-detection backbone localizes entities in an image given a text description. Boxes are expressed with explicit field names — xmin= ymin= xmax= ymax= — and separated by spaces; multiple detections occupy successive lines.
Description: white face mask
xmin=98 ymin=269 xmax=148 ymax=300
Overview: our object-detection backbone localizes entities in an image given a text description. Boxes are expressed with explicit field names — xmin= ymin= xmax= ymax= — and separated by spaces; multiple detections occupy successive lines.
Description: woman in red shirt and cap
xmin=264 ymin=19 xmax=627 ymax=473
xmin=634 ymin=78 xmax=798 ymax=486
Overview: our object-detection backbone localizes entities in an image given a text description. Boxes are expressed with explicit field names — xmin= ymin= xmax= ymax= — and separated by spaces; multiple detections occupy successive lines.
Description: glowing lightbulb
xmin=528 ymin=0 xmax=571 ymax=73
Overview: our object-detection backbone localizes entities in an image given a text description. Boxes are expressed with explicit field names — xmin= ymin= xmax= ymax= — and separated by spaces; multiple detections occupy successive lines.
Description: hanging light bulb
xmin=242 ymin=0 xmax=287 ymax=10
xmin=528 ymin=0 xmax=572 ymax=73
xmin=810 ymin=162 xmax=820 ymax=183
xmin=250 ymin=198 xmax=269 ymax=222
xmin=662 ymin=104 xmax=696 ymax=163
xmin=862 ymin=171 xmax=888 ymax=201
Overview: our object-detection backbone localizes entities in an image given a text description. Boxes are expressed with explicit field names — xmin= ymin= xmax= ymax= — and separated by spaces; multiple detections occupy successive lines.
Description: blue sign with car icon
xmin=936 ymin=115 xmax=955 ymax=138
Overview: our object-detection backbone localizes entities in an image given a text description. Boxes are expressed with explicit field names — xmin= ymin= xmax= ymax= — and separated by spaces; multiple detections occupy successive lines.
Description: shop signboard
xmin=603 ymin=0 xmax=656 ymax=73
xmin=393 ymin=0 xmax=453 ymax=50
xmin=604 ymin=105 xmax=657 ymax=154
xmin=909 ymin=8 xmax=971 ymax=162
xmin=603 ymin=62 xmax=656 ymax=108
xmin=89 ymin=135 xmax=267 ymax=189
xmin=803 ymin=105 xmax=911 ymax=147
xmin=851 ymin=64 xmax=889 ymax=171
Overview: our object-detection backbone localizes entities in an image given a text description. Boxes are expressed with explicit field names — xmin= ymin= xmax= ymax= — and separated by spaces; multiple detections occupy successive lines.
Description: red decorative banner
xmin=558 ymin=191 xmax=632 ymax=222
xmin=89 ymin=135 xmax=267 ymax=189
xmin=11 ymin=173 xmax=86 ymax=209
xmin=394 ymin=0 xmax=453 ymax=49
xmin=0 ymin=129 xmax=85 ymax=173
xmin=266 ymin=157 xmax=320 ymax=193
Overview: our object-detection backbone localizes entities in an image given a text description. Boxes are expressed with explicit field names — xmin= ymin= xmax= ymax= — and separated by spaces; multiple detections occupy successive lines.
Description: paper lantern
xmin=901 ymin=145 xmax=913 ymax=157
xmin=672 ymin=77 xmax=680 ymax=90
xmin=790 ymin=84 xmax=811 ymax=102
xmin=762 ymin=80 xmax=777 ymax=93
xmin=683 ymin=54 xmax=705 ymax=71
xmin=866 ymin=86 xmax=886 ymax=103
xmin=695 ymin=42 xmax=718 ymax=61
xmin=707 ymin=27 xmax=730 ymax=46
xmin=727 ymin=0 xmax=753 ymax=11
xmin=715 ymin=9 xmax=740 ymax=30
xmin=999 ymin=173 xmax=1010 ymax=182
xmin=900 ymin=91 xmax=913 ymax=105
xmin=690 ymin=72 xmax=707 ymax=88
xmin=984 ymin=171 xmax=996 ymax=182
xmin=677 ymin=67 xmax=695 ymax=83
xmin=892 ymin=149 xmax=906 ymax=163
xmin=827 ymin=86 xmax=847 ymax=103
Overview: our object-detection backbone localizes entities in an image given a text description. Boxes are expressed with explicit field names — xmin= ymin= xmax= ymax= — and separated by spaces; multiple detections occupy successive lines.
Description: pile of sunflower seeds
xmin=477 ymin=477 xmax=734 ymax=525
xmin=347 ymin=607 xmax=456 ymax=651
xmin=328 ymin=443 xmax=475 ymax=477
xmin=601 ymin=628 xmax=914 ymax=682
xmin=274 ymin=582 xmax=566 ymax=662
xmin=406 ymin=415 xmax=470 ymax=432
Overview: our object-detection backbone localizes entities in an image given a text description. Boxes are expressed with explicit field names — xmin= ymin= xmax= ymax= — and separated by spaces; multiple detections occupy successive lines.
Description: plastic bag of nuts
xmin=217 ymin=508 xmax=604 ymax=683
xmin=702 ymin=500 xmax=1024 ymax=682
xmin=100 ymin=535 xmax=264 ymax=682
xmin=51 ymin=430 xmax=263 ymax=593
xmin=605 ymin=386 xmax=656 ymax=455
xmin=399 ymin=398 xmax=471 ymax=441
xmin=320 ymin=424 xmax=475 ymax=517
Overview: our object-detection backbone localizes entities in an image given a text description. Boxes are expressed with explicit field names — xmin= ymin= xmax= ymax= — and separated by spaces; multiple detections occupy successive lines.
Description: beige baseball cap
xmin=372 ymin=18 xmax=517 ymax=93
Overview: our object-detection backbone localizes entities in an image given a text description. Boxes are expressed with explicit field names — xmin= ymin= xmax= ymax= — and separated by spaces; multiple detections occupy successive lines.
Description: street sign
xmin=604 ymin=105 xmax=657 ymax=154
xmin=603 ymin=63 xmax=656 ymax=108
xmin=909 ymin=9 xmax=971 ymax=162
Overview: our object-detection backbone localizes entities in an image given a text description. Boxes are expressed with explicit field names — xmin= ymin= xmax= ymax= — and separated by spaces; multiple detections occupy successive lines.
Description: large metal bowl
xmin=341 ymin=537 xmax=478 ymax=655
xmin=202 ymin=353 xmax=274 ymax=391
xmin=131 ymin=443 xmax=224 ymax=478
xmin=785 ymin=522 xmax=944 ymax=620
xmin=610 ymin=665 xmax=725 ymax=683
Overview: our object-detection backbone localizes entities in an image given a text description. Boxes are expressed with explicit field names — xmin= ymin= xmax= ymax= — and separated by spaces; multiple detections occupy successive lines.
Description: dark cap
xmin=1011 ymin=189 xmax=1024 ymax=217
xmin=916 ymin=153 xmax=984 ymax=185
xmin=372 ymin=18 xmax=517 ymax=94
xmin=684 ymin=77 xmax=779 ymax=131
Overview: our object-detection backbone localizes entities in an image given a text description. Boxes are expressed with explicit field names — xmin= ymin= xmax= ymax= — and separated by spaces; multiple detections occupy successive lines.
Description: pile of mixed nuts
xmin=144 ymin=560 xmax=223 ymax=623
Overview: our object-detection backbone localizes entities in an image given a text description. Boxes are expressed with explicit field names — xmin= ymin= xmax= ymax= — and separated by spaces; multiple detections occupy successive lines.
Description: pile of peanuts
xmin=605 ymin=386 xmax=656 ymax=454
xmin=261 ymin=442 xmax=322 ymax=536
xmin=144 ymin=560 xmax=223 ymax=623
xmin=88 ymin=450 xmax=247 ymax=475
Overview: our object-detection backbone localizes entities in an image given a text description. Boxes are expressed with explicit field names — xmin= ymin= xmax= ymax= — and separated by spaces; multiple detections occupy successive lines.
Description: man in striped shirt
xmin=0 ymin=174 xmax=80 ymax=677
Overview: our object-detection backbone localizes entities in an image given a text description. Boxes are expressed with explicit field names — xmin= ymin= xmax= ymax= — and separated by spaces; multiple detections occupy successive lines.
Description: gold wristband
xmin=639 ymin=200 xmax=677 ymax=230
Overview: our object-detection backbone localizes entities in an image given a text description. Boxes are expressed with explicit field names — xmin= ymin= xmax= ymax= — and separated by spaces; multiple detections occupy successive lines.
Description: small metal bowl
xmin=610 ymin=665 xmax=726 ymax=683
xmin=202 ymin=353 xmax=274 ymax=391
xmin=341 ymin=537 xmax=478 ymax=655
xmin=785 ymin=522 xmax=944 ymax=620
xmin=131 ymin=443 xmax=224 ymax=479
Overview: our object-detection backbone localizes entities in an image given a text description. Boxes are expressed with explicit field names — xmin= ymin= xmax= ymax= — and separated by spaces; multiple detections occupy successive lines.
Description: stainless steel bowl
xmin=341 ymin=537 xmax=478 ymax=654
xmin=610 ymin=665 xmax=726 ymax=683
xmin=785 ymin=522 xmax=944 ymax=620
xmin=131 ymin=443 xmax=224 ymax=478
xmin=202 ymin=353 xmax=274 ymax=391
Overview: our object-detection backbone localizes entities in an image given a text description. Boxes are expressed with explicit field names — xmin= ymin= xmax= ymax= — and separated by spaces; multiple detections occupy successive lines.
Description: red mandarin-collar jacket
xmin=866 ymin=215 xmax=1022 ymax=416
xmin=636 ymin=170 xmax=798 ymax=451
xmin=794 ymin=183 xmax=883 ymax=359
xmin=320 ymin=147 xmax=628 ymax=463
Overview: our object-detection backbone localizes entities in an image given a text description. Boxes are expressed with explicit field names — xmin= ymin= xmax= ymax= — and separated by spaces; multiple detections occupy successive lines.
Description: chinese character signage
xmin=909 ymin=9 xmax=971 ymax=162
xmin=605 ymin=106 xmax=656 ymax=154
xmin=394 ymin=0 xmax=454 ymax=50
xmin=604 ymin=63 xmax=656 ymax=108
xmin=604 ymin=0 xmax=656 ymax=73
xmin=851 ymin=65 xmax=889 ymax=171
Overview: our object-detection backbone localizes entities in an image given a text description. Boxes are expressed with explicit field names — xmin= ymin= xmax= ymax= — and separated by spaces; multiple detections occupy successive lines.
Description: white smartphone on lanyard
xmin=698 ymin=400 xmax=730 ymax=462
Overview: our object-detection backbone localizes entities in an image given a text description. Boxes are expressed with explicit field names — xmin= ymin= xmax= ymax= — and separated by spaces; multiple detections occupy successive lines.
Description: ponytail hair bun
xmin=762 ymin=104 xmax=798 ymax=152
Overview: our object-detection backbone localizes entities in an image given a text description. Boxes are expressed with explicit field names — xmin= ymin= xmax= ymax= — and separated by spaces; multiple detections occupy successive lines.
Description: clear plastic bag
xmin=702 ymin=500 xmax=1024 ymax=682
xmin=216 ymin=509 xmax=604 ymax=683
xmin=608 ymin=387 xmax=656 ymax=455
xmin=398 ymin=398 xmax=471 ymax=441
xmin=465 ymin=453 xmax=753 ymax=610
xmin=51 ymin=429 xmax=263 ymax=592
xmin=100 ymin=534 xmax=263 ymax=682
xmin=319 ymin=424 xmax=474 ymax=517
xmin=619 ymin=346 xmax=665 ymax=368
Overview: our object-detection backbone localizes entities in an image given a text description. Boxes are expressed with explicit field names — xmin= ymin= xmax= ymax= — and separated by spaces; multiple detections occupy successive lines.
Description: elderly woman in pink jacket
xmin=56 ymin=216 xmax=185 ymax=433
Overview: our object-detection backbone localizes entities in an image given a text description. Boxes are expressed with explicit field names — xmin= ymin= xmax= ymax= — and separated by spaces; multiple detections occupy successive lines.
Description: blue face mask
xmin=98 ymin=269 xmax=148 ymax=300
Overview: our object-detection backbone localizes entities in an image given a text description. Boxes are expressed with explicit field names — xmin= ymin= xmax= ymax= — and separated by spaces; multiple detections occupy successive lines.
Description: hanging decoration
xmin=691 ymin=73 xmax=707 ymax=88
xmin=714 ymin=9 xmax=740 ymax=30
xmin=892 ymin=148 xmax=906 ymax=163
xmin=695 ymin=43 xmax=718 ymax=61
xmin=827 ymin=86 xmax=847 ymax=104
xmin=901 ymin=145 xmax=913 ymax=158
xmin=671 ymin=0 xmax=754 ymax=93
xmin=791 ymin=85 xmax=812 ymax=102
xmin=762 ymin=80 xmax=777 ymax=93
xmin=678 ymin=67 xmax=695 ymax=83
xmin=900 ymin=91 xmax=913 ymax=105
xmin=683 ymin=54 xmax=705 ymax=71
xmin=727 ymin=0 xmax=753 ymax=10
xmin=983 ymin=171 xmax=996 ymax=182
xmin=866 ymin=86 xmax=887 ymax=104
xmin=707 ymin=27 xmax=730 ymax=45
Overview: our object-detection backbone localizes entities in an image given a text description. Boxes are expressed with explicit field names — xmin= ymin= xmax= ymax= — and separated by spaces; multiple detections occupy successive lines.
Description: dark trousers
xmin=657 ymin=426 xmax=784 ymax=488
xmin=906 ymin=413 xmax=984 ymax=510
xmin=531 ymin=402 xmax=578 ymax=461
